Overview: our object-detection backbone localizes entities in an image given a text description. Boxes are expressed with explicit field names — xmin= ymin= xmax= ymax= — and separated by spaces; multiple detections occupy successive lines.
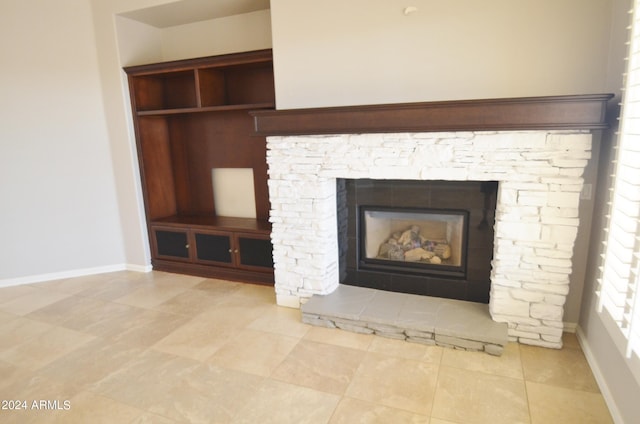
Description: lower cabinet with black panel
xmin=193 ymin=230 xmax=234 ymax=266
xmin=152 ymin=226 xmax=192 ymax=262
xmin=234 ymin=232 xmax=274 ymax=271
xmin=149 ymin=218 xmax=274 ymax=284
xmin=193 ymin=230 xmax=273 ymax=271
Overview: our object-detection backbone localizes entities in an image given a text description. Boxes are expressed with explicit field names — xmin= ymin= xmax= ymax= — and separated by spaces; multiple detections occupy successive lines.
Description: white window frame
xmin=597 ymin=0 xmax=640 ymax=381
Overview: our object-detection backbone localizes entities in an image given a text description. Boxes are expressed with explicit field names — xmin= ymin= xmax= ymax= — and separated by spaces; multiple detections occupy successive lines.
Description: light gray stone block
xmin=301 ymin=314 xmax=336 ymax=328
xmin=406 ymin=336 xmax=437 ymax=346
xmin=367 ymin=323 xmax=404 ymax=335
xmin=484 ymin=344 xmax=505 ymax=356
xmin=405 ymin=330 xmax=434 ymax=339
xmin=375 ymin=332 xmax=407 ymax=340
xmin=334 ymin=320 xmax=374 ymax=334
xmin=435 ymin=334 xmax=485 ymax=351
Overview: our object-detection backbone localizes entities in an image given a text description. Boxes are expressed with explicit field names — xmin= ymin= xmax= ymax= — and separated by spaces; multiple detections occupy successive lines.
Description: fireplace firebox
xmin=338 ymin=179 xmax=497 ymax=303
xmin=359 ymin=206 xmax=469 ymax=278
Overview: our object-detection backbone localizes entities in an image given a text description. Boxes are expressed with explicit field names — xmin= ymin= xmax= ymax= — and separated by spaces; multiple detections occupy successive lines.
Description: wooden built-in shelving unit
xmin=125 ymin=49 xmax=275 ymax=284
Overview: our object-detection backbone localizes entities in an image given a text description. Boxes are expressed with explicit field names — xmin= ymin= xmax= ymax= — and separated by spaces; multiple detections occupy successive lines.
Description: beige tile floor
xmin=0 ymin=271 xmax=613 ymax=424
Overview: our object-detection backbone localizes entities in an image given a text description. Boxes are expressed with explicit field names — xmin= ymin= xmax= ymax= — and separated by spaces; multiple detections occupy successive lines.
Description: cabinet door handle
xmin=228 ymin=249 xmax=233 ymax=253
xmin=185 ymin=244 xmax=190 ymax=249
xmin=234 ymin=249 xmax=239 ymax=253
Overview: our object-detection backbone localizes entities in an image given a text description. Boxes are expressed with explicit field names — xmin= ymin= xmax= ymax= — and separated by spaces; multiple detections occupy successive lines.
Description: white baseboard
xmin=124 ymin=263 xmax=153 ymax=273
xmin=0 ymin=263 xmax=152 ymax=288
xmin=576 ymin=326 xmax=625 ymax=424
xmin=564 ymin=322 xmax=578 ymax=333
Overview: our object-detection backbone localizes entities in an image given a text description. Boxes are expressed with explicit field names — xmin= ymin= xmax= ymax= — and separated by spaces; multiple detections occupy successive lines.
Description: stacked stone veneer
xmin=266 ymin=130 xmax=592 ymax=348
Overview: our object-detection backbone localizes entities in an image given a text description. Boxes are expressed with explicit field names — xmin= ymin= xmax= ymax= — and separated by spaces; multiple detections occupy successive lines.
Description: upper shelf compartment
xmin=126 ymin=49 xmax=275 ymax=115
xmin=198 ymin=62 xmax=275 ymax=107
xmin=132 ymin=70 xmax=197 ymax=111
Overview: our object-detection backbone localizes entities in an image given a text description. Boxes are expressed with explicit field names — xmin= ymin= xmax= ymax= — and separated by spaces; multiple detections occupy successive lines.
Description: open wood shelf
xmin=152 ymin=215 xmax=271 ymax=234
xmin=137 ymin=102 xmax=276 ymax=116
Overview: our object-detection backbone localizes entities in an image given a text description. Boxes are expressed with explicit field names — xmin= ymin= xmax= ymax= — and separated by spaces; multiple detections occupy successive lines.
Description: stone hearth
xmin=302 ymin=285 xmax=509 ymax=355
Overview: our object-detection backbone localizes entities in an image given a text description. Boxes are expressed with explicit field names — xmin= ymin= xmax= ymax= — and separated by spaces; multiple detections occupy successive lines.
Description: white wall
xmin=270 ymin=0 xmax=612 ymax=109
xmin=115 ymin=8 xmax=273 ymax=67
xmin=161 ymin=10 xmax=272 ymax=62
xmin=0 ymin=0 xmax=126 ymax=282
xmin=115 ymin=16 xmax=163 ymax=67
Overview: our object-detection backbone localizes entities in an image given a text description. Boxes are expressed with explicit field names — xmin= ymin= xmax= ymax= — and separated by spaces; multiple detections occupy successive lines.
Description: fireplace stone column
xmin=267 ymin=170 xmax=340 ymax=307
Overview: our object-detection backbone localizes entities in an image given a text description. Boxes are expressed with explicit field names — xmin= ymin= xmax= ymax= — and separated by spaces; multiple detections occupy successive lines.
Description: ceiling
xmin=119 ymin=0 xmax=270 ymax=28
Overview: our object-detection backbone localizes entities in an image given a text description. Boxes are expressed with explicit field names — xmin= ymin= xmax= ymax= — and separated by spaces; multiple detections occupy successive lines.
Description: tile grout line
xmin=519 ymin=342 xmax=534 ymax=424
xmin=428 ymin=349 xmax=444 ymax=422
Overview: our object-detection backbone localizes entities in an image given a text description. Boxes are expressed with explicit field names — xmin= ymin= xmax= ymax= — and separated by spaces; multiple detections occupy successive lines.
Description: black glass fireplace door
xmin=359 ymin=206 xmax=469 ymax=278
xmin=338 ymin=179 xmax=497 ymax=304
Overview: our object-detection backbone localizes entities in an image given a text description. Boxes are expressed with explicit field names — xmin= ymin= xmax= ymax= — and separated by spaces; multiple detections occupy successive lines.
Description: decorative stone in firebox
xmin=377 ymin=225 xmax=452 ymax=264
xmin=364 ymin=208 xmax=463 ymax=267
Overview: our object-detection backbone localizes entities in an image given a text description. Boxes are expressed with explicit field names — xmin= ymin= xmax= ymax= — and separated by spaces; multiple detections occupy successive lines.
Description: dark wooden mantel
xmin=250 ymin=93 xmax=613 ymax=136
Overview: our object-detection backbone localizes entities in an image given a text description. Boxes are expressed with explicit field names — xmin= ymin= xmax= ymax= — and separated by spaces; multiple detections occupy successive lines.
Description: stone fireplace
xmin=251 ymin=94 xmax=612 ymax=349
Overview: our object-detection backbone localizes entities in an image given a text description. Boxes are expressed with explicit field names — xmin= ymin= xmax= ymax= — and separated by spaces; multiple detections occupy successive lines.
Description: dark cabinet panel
xmin=150 ymin=223 xmax=274 ymax=281
xmin=237 ymin=235 xmax=274 ymax=269
xmin=153 ymin=228 xmax=190 ymax=260
xmin=194 ymin=232 xmax=233 ymax=265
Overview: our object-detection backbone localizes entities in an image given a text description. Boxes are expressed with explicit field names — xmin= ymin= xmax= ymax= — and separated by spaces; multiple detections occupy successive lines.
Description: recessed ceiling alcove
xmin=114 ymin=0 xmax=272 ymax=67
xmin=119 ymin=0 xmax=270 ymax=28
